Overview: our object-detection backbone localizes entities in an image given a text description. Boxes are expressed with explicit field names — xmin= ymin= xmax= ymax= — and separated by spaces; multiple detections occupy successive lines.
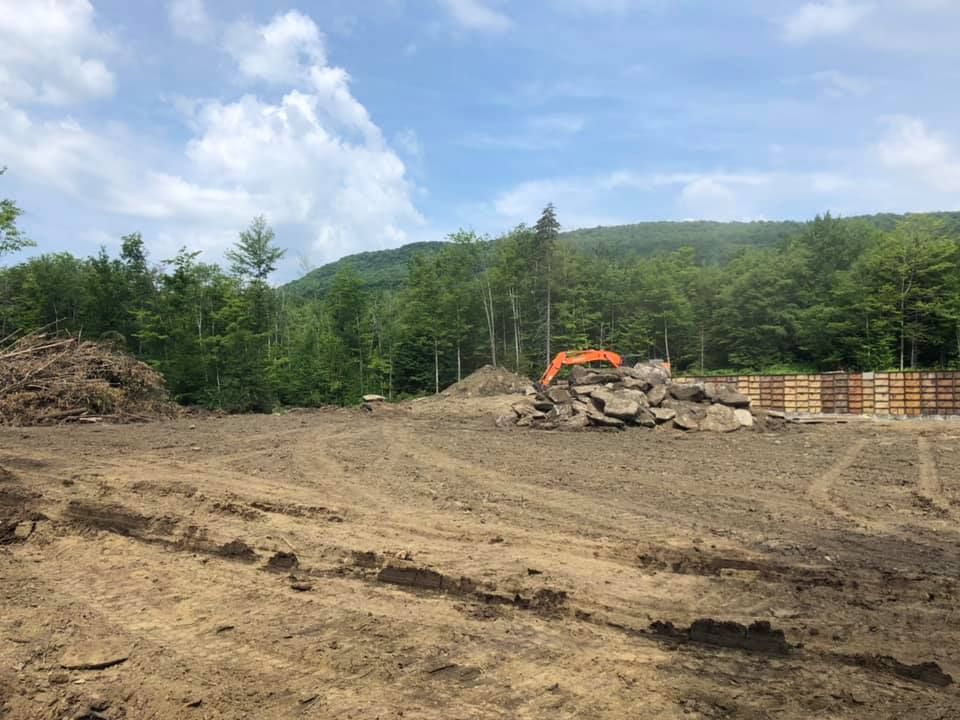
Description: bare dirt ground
xmin=2 ymin=401 xmax=960 ymax=719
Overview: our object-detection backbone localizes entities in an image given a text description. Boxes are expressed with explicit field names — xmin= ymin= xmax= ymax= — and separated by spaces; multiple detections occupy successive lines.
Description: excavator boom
xmin=539 ymin=349 xmax=623 ymax=388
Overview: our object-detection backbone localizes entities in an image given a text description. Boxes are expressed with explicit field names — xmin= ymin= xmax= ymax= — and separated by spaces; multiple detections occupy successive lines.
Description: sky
xmin=2 ymin=0 xmax=960 ymax=280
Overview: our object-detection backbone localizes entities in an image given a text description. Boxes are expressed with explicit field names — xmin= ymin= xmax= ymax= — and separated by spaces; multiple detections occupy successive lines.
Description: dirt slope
xmin=2 ymin=410 xmax=959 ymax=718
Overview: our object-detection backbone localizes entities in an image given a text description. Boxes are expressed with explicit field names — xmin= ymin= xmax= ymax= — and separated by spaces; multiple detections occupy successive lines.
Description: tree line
xmin=2 ymin=184 xmax=960 ymax=410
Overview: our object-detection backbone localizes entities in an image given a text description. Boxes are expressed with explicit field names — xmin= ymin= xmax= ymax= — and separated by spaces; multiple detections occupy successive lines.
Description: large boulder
xmin=735 ymin=408 xmax=754 ymax=428
xmin=651 ymin=407 xmax=676 ymax=423
xmin=626 ymin=363 xmax=671 ymax=387
xmin=569 ymin=383 xmax=605 ymax=398
xmin=571 ymin=399 xmax=593 ymax=415
xmin=673 ymin=403 xmax=706 ymax=431
xmin=591 ymin=389 xmax=641 ymax=420
xmin=586 ymin=409 xmax=625 ymax=428
xmin=634 ymin=408 xmax=657 ymax=428
xmin=618 ymin=388 xmax=649 ymax=407
xmin=562 ymin=414 xmax=590 ymax=429
xmin=570 ymin=366 xmax=621 ymax=386
xmin=620 ymin=376 xmax=650 ymax=391
xmin=669 ymin=382 xmax=706 ymax=403
xmin=700 ymin=404 xmax=740 ymax=433
xmin=512 ymin=402 xmax=546 ymax=420
xmin=646 ymin=384 xmax=669 ymax=407
xmin=714 ymin=386 xmax=751 ymax=408
xmin=546 ymin=387 xmax=572 ymax=404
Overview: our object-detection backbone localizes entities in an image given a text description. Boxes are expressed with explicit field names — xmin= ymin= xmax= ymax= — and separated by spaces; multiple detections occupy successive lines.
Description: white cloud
xmin=873 ymin=116 xmax=960 ymax=192
xmin=677 ymin=178 xmax=753 ymax=222
xmin=0 ymin=0 xmax=114 ymax=105
xmin=223 ymin=10 xmax=326 ymax=84
xmin=489 ymin=171 xmax=772 ymax=229
xmin=782 ymin=1 xmax=874 ymax=43
xmin=0 ymin=9 xmax=424 ymax=268
xmin=395 ymin=129 xmax=424 ymax=163
xmin=168 ymin=0 xmax=214 ymax=42
xmin=437 ymin=0 xmax=512 ymax=32
xmin=809 ymin=69 xmax=871 ymax=97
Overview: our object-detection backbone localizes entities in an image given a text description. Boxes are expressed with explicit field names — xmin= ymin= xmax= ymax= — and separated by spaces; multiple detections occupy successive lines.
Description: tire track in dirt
xmin=806 ymin=438 xmax=882 ymax=531
xmin=917 ymin=435 xmax=952 ymax=517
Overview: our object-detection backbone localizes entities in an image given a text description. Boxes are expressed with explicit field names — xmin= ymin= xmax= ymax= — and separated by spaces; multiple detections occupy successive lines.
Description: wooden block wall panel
xmin=849 ymin=374 xmax=863 ymax=414
xmin=861 ymin=372 xmax=875 ymax=415
xmin=889 ymin=375 xmax=906 ymax=415
xmin=874 ymin=373 xmax=890 ymax=415
xmin=678 ymin=371 xmax=960 ymax=415
xmin=808 ymin=375 xmax=822 ymax=414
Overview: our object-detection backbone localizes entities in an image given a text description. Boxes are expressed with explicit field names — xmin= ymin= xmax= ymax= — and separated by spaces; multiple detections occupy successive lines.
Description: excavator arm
xmin=539 ymin=349 xmax=623 ymax=388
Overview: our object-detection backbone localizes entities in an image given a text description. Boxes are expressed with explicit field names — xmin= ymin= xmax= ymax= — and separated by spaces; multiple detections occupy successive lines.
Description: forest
xmin=2 ymin=177 xmax=960 ymax=410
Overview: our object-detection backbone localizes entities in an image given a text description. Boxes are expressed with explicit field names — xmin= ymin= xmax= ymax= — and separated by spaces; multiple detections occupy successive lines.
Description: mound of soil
xmin=0 ymin=334 xmax=178 ymax=425
xmin=441 ymin=365 xmax=533 ymax=398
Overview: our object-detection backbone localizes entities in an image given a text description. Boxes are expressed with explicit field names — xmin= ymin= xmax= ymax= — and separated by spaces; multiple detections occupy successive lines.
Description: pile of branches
xmin=0 ymin=332 xmax=178 ymax=425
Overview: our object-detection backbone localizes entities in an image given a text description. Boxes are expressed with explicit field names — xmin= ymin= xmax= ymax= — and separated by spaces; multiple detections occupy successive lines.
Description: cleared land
xmin=2 ymin=402 xmax=960 ymax=718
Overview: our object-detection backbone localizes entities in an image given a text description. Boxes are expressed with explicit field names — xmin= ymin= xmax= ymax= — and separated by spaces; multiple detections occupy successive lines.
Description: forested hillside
xmin=3 ymin=180 xmax=960 ymax=410
xmin=286 ymin=212 xmax=960 ymax=297
xmin=285 ymin=241 xmax=446 ymax=298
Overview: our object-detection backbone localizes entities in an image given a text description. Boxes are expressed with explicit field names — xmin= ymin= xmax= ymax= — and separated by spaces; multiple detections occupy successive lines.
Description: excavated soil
xmin=1 ymin=405 xmax=960 ymax=718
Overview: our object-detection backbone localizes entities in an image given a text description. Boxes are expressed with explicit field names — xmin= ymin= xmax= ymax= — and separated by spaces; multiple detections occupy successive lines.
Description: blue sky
xmin=2 ymin=0 xmax=960 ymax=280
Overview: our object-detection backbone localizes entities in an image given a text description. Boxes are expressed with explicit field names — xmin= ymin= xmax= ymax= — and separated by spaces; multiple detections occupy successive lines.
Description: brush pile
xmin=0 ymin=334 xmax=178 ymax=425
xmin=498 ymin=361 xmax=756 ymax=432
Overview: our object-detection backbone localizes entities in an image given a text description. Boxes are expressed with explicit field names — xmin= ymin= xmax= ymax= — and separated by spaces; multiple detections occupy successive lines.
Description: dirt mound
xmin=441 ymin=365 xmax=534 ymax=398
xmin=0 ymin=334 xmax=178 ymax=425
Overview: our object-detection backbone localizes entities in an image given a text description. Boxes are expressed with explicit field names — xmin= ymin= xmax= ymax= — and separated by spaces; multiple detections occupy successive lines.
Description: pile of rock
xmin=499 ymin=362 xmax=755 ymax=432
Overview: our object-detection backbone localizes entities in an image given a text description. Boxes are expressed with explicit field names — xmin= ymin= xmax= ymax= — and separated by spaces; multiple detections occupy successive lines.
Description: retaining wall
xmin=681 ymin=372 xmax=960 ymax=417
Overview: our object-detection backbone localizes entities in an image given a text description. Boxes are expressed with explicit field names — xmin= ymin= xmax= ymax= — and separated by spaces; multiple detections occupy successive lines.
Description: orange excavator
xmin=538 ymin=349 xmax=624 ymax=388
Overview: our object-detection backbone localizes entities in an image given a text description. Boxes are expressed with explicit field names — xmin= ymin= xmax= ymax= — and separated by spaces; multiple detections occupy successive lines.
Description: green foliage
xmin=283 ymin=241 xmax=446 ymax=298
xmin=1 ymin=168 xmax=34 ymax=258
xmin=3 ymin=201 xmax=960 ymax=415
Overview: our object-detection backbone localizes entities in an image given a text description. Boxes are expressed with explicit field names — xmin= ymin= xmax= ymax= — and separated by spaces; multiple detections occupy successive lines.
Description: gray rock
xmin=630 ymin=363 xmax=671 ymax=386
xmin=570 ymin=366 xmax=621 ymax=385
xmin=362 ymin=394 xmax=386 ymax=402
xmin=532 ymin=400 xmax=556 ymax=413
xmin=569 ymin=366 xmax=592 ymax=385
xmin=495 ymin=414 xmax=517 ymax=427
xmin=634 ymin=408 xmax=657 ymax=428
xmin=669 ymin=382 xmax=706 ymax=402
xmin=646 ymin=385 xmax=669 ymax=407
xmin=591 ymin=389 xmax=641 ymax=420
xmin=511 ymin=403 xmax=546 ymax=420
xmin=673 ymin=404 xmax=706 ymax=431
xmin=714 ymin=386 xmax=751 ymax=408
xmin=571 ymin=399 xmax=592 ymax=415
xmin=702 ymin=383 xmax=722 ymax=402
xmin=569 ymin=383 xmax=605 ymax=397
xmin=546 ymin=387 xmax=572 ymax=404
xmin=562 ymin=414 xmax=590 ymax=429
xmin=586 ymin=410 xmax=625 ymax=428
xmin=735 ymin=409 xmax=754 ymax=428
xmin=700 ymin=404 xmax=740 ymax=433
xmin=651 ymin=407 xmax=676 ymax=423
xmin=586 ymin=371 xmax=623 ymax=385
xmin=620 ymin=376 xmax=650 ymax=391
xmin=618 ymin=388 xmax=649 ymax=407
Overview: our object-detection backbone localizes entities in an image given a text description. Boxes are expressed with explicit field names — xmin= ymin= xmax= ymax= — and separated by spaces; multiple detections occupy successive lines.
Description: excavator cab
xmin=538 ymin=349 xmax=624 ymax=389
